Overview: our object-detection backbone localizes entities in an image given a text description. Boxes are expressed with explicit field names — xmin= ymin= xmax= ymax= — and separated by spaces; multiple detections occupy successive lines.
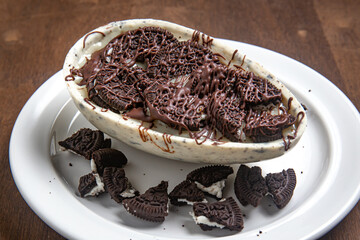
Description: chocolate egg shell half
xmin=63 ymin=19 xmax=307 ymax=164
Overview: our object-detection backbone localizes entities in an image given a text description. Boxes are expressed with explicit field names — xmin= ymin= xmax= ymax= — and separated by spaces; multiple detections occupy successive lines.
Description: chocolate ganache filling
xmin=67 ymin=27 xmax=299 ymax=144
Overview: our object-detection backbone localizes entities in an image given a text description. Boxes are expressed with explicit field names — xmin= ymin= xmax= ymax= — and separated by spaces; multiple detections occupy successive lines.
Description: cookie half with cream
xmin=191 ymin=197 xmax=244 ymax=231
xmin=169 ymin=180 xmax=207 ymax=206
xmin=187 ymin=165 xmax=233 ymax=199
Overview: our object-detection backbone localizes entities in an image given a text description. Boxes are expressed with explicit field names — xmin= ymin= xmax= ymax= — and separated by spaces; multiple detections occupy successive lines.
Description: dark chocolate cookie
xmin=265 ymin=168 xmax=297 ymax=209
xmin=235 ymin=71 xmax=282 ymax=107
xmin=147 ymin=40 xmax=219 ymax=79
xmin=192 ymin=197 xmax=244 ymax=231
xmin=186 ymin=165 xmax=233 ymax=199
xmin=144 ymin=81 xmax=208 ymax=131
xmin=169 ymin=180 xmax=207 ymax=206
xmin=122 ymin=181 xmax=169 ymax=222
xmin=104 ymin=27 xmax=179 ymax=65
xmin=234 ymin=165 xmax=268 ymax=207
xmin=103 ymin=167 xmax=139 ymax=203
xmin=208 ymin=92 xmax=247 ymax=142
xmin=91 ymin=148 xmax=128 ymax=176
xmin=244 ymin=109 xmax=296 ymax=143
xmin=78 ymin=172 xmax=105 ymax=197
xmin=59 ymin=128 xmax=107 ymax=159
xmin=89 ymin=65 xmax=145 ymax=111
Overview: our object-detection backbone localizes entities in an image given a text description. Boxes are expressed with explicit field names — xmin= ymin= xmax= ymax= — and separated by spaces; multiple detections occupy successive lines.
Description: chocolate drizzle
xmin=66 ymin=26 xmax=303 ymax=148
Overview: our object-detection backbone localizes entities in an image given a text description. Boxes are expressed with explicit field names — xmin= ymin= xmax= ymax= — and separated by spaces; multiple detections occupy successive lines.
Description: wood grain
xmin=1 ymin=0 xmax=359 ymax=239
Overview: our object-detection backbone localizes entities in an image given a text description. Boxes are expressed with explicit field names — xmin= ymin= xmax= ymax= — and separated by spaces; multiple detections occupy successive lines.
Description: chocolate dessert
xmin=65 ymin=26 xmax=301 ymax=144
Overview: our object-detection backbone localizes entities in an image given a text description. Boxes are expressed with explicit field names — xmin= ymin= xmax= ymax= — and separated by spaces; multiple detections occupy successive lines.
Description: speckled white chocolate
xmin=63 ymin=19 xmax=307 ymax=164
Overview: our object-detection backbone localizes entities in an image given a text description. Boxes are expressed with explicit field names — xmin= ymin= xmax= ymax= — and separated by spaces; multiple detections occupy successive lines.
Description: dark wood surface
xmin=1 ymin=0 xmax=359 ymax=239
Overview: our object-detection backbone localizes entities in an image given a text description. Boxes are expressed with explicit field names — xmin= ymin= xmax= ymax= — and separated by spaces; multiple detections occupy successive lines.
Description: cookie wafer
xmin=186 ymin=165 xmax=233 ymax=199
xmin=122 ymin=181 xmax=169 ymax=222
xmin=234 ymin=165 xmax=268 ymax=207
xmin=103 ymin=167 xmax=139 ymax=203
xmin=78 ymin=172 xmax=105 ymax=197
xmin=59 ymin=128 xmax=107 ymax=159
xmin=169 ymin=180 xmax=207 ymax=206
xmin=191 ymin=197 xmax=244 ymax=231
xmin=147 ymin=41 xmax=219 ymax=79
xmin=91 ymin=148 xmax=128 ymax=176
xmin=265 ymin=168 xmax=297 ymax=209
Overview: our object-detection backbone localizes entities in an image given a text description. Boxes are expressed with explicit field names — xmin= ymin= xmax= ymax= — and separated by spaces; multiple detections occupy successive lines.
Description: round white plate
xmin=10 ymin=40 xmax=360 ymax=240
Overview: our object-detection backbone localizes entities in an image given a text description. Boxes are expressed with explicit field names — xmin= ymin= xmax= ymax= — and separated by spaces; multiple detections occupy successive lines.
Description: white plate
xmin=10 ymin=40 xmax=360 ymax=240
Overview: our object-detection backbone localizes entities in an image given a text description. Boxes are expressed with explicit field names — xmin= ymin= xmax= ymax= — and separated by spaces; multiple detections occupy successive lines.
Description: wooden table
xmin=1 ymin=0 xmax=359 ymax=239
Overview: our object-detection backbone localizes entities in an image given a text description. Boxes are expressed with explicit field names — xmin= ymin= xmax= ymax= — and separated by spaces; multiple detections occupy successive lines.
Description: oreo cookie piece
xmin=59 ymin=128 xmax=108 ymax=159
xmin=78 ymin=172 xmax=105 ymax=197
xmin=91 ymin=148 xmax=128 ymax=176
xmin=89 ymin=66 xmax=145 ymax=112
xmin=191 ymin=197 xmax=244 ymax=231
xmin=244 ymin=109 xmax=296 ymax=143
xmin=234 ymin=165 xmax=268 ymax=207
xmin=235 ymin=71 xmax=282 ymax=107
xmin=147 ymin=40 xmax=219 ymax=79
xmin=144 ymin=81 xmax=208 ymax=131
xmin=104 ymin=27 xmax=179 ymax=65
xmin=265 ymin=168 xmax=296 ymax=209
xmin=186 ymin=165 xmax=233 ymax=199
xmin=169 ymin=180 xmax=207 ymax=206
xmin=103 ymin=167 xmax=139 ymax=203
xmin=208 ymin=92 xmax=247 ymax=142
xmin=122 ymin=181 xmax=169 ymax=222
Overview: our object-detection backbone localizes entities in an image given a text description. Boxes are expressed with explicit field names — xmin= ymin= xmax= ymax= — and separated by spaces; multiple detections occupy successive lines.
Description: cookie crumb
xmin=69 ymin=163 xmax=73 ymax=166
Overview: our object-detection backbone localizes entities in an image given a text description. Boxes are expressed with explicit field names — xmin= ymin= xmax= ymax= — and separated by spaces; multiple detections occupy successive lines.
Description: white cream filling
xmin=190 ymin=212 xmax=226 ymax=229
xmin=120 ymin=186 xmax=137 ymax=198
xmin=90 ymin=158 xmax=97 ymax=173
xmin=195 ymin=180 xmax=225 ymax=199
xmin=177 ymin=198 xmax=208 ymax=205
xmin=84 ymin=173 xmax=105 ymax=197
